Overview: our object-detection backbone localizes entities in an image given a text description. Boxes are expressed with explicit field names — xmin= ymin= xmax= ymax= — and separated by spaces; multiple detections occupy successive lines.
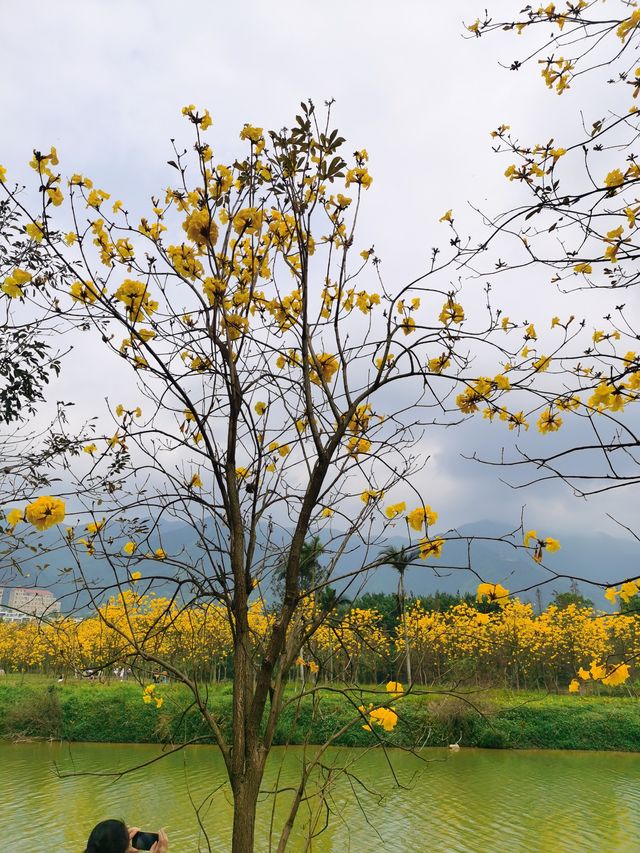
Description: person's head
xmin=85 ymin=820 xmax=130 ymax=853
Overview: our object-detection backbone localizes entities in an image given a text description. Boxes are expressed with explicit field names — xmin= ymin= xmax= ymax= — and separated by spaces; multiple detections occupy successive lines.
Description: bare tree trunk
xmin=399 ymin=572 xmax=412 ymax=685
xmin=232 ymin=770 xmax=261 ymax=853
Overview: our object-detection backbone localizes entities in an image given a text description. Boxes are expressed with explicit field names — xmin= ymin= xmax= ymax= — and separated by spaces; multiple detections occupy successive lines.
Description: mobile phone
xmin=132 ymin=831 xmax=159 ymax=850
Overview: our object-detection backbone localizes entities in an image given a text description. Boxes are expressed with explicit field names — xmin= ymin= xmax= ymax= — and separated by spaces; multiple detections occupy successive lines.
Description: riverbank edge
xmin=2 ymin=681 xmax=639 ymax=751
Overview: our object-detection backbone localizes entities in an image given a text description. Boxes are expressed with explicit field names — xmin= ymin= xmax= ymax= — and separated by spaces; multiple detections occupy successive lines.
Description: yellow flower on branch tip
xmin=428 ymin=354 xmax=451 ymax=374
xmin=476 ymin=582 xmax=510 ymax=606
xmin=418 ymin=537 xmax=445 ymax=559
xmin=347 ymin=436 xmax=371 ymax=457
xmin=578 ymin=667 xmax=591 ymax=681
xmin=604 ymin=586 xmax=619 ymax=604
xmin=439 ymin=210 xmax=453 ymax=223
xmin=406 ymin=505 xmax=438 ymax=531
xmin=130 ymin=571 xmax=142 ymax=582
xmin=115 ymin=404 xmax=124 ymax=417
xmin=86 ymin=519 xmax=105 ymax=535
xmin=70 ymin=280 xmax=102 ymax=305
xmin=0 ymin=165 xmax=6 ymax=182
xmin=86 ymin=189 xmax=110 ymax=209
xmin=189 ymin=473 xmax=203 ymax=489
xmin=25 ymin=221 xmax=44 ymax=242
xmin=183 ymin=207 xmax=219 ymax=246
xmin=604 ymin=169 xmax=624 ymax=189
xmin=321 ymin=508 xmax=335 ymax=518
xmin=386 ymin=681 xmax=404 ymax=695
xmin=439 ymin=299 xmax=464 ymax=325
xmin=239 ymin=124 xmax=264 ymax=143
xmin=532 ymin=355 xmax=551 ymax=373
xmin=385 ymin=501 xmax=406 ymax=520
xmin=155 ymin=548 xmax=166 ymax=559
xmin=568 ymin=679 xmax=580 ymax=694
xmin=6 ymin=508 xmax=23 ymax=528
xmin=254 ymin=401 xmax=267 ymax=416
xmin=537 ymin=409 xmax=562 ymax=434
xmin=590 ymin=661 xmax=606 ymax=680
xmin=524 ymin=530 xmax=560 ymax=563
xmin=601 ymin=663 xmax=630 ymax=686
xmin=367 ymin=706 xmax=398 ymax=732
xmin=123 ymin=541 xmax=137 ymax=555
xmin=619 ymin=580 xmax=639 ymax=603
xmin=573 ymin=262 xmax=592 ymax=275
xmin=115 ymin=279 xmax=158 ymax=320
xmin=24 ymin=496 xmax=65 ymax=531
xmin=2 ymin=268 xmax=33 ymax=299
xmin=236 ymin=467 xmax=249 ymax=480
xmin=360 ymin=489 xmax=384 ymax=504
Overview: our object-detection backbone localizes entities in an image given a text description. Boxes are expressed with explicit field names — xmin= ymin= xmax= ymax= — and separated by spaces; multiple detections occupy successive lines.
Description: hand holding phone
xmin=132 ymin=831 xmax=159 ymax=850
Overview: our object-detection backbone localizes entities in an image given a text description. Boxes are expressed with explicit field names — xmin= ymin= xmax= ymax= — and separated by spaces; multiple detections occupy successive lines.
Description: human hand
xmin=126 ymin=827 xmax=141 ymax=853
xmin=150 ymin=829 xmax=169 ymax=852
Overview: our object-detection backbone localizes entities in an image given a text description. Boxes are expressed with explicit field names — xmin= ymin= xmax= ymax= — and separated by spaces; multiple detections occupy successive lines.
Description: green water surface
xmin=2 ymin=742 xmax=639 ymax=851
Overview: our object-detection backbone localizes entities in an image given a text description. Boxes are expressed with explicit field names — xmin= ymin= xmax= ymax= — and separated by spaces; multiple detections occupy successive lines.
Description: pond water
xmin=2 ymin=741 xmax=639 ymax=851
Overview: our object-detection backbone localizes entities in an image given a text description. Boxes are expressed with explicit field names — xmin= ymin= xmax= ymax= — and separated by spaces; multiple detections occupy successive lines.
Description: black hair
xmin=85 ymin=819 xmax=130 ymax=853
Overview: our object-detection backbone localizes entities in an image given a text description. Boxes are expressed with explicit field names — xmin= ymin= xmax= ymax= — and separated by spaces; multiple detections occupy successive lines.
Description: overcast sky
xmin=2 ymin=0 xmax=638 ymax=546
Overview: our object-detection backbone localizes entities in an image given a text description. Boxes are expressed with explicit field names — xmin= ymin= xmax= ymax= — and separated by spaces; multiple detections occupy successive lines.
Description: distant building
xmin=0 ymin=609 xmax=28 ymax=622
xmin=6 ymin=588 xmax=61 ymax=619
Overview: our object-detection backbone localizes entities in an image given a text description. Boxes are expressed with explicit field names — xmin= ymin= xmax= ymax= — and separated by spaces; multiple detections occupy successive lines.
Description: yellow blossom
xmin=25 ymin=221 xmax=44 ymax=242
xmin=604 ymin=169 xmax=625 ymax=189
xmin=476 ymin=582 xmax=510 ymax=607
xmin=189 ymin=473 xmax=203 ymax=489
xmin=361 ymin=489 xmax=384 ymax=504
xmin=537 ymin=409 xmax=562 ymax=434
xmin=24 ymin=496 xmax=65 ymax=531
xmin=418 ymin=537 xmax=445 ymax=559
xmin=6 ymin=508 xmax=23 ymax=529
xmin=406 ymin=505 xmax=437 ymax=531
xmin=601 ymin=663 xmax=630 ymax=686
xmin=385 ymin=502 xmax=406 ymax=519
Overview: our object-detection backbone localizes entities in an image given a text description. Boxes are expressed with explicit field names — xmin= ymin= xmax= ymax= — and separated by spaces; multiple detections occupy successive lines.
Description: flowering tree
xmin=456 ymin=2 xmax=640 ymax=632
xmin=463 ymin=2 xmax=640 ymax=491
xmin=0 ymin=98 xmax=606 ymax=848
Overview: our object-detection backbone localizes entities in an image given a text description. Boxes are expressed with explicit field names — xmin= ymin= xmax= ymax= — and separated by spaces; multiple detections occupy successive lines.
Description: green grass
xmin=1 ymin=674 xmax=640 ymax=751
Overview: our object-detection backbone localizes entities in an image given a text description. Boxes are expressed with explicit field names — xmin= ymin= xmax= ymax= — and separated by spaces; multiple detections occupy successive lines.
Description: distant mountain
xmin=361 ymin=520 xmax=638 ymax=610
xmin=4 ymin=518 xmax=636 ymax=614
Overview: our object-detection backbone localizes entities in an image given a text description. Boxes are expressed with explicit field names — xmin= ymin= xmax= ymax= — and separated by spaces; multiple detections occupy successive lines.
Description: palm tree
xmin=380 ymin=545 xmax=415 ymax=685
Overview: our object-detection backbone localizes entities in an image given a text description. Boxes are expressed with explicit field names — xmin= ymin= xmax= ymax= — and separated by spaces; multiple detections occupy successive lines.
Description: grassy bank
xmin=1 ymin=675 xmax=639 ymax=751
